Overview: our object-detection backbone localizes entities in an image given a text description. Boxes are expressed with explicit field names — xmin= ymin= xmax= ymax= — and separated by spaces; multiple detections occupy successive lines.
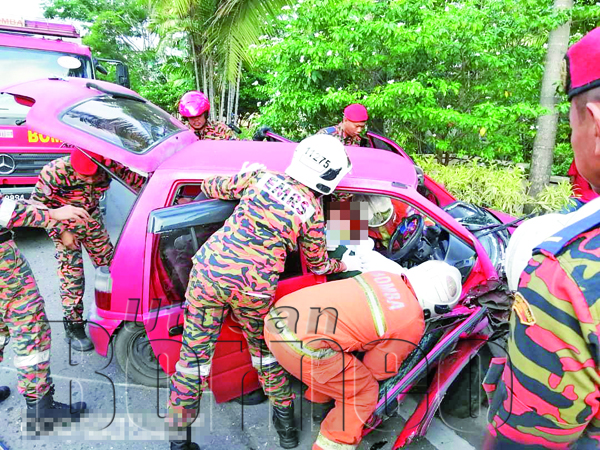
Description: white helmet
xmin=404 ymin=261 xmax=462 ymax=318
xmin=505 ymin=214 xmax=569 ymax=291
xmin=285 ymin=134 xmax=352 ymax=194
xmin=354 ymin=195 xmax=395 ymax=227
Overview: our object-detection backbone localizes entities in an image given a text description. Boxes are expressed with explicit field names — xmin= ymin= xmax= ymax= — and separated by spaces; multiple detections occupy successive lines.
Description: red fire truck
xmin=0 ymin=16 xmax=129 ymax=200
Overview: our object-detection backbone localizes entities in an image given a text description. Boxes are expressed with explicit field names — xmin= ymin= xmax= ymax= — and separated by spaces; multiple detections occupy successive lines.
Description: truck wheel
xmin=115 ymin=322 xmax=169 ymax=388
xmin=440 ymin=345 xmax=492 ymax=419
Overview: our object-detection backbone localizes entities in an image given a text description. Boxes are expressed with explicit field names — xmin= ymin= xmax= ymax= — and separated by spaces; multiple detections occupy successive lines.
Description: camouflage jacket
xmin=195 ymin=121 xmax=238 ymax=141
xmin=486 ymin=199 xmax=600 ymax=448
xmin=316 ymin=122 xmax=362 ymax=146
xmin=194 ymin=170 xmax=345 ymax=295
xmin=31 ymin=156 xmax=146 ymax=212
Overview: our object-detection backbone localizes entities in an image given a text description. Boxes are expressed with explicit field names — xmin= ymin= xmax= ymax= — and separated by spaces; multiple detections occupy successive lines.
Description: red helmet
xmin=178 ymin=91 xmax=210 ymax=118
xmin=71 ymin=149 xmax=102 ymax=176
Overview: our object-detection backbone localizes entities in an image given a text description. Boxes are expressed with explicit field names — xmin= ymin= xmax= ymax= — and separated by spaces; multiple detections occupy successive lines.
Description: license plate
xmin=2 ymin=194 xmax=27 ymax=201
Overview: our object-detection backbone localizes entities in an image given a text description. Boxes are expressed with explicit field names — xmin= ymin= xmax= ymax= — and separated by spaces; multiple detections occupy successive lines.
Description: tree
xmin=151 ymin=0 xmax=290 ymax=123
xmin=528 ymin=0 xmax=573 ymax=200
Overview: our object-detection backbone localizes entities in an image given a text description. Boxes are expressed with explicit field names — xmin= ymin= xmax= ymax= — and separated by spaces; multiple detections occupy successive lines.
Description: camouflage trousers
xmin=0 ymin=241 xmax=52 ymax=400
xmin=168 ymin=266 xmax=294 ymax=424
xmin=51 ymin=212 xmax=114 ymax=321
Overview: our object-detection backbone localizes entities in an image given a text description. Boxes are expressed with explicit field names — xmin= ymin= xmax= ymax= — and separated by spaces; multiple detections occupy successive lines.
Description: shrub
xmin=414 ymin=155 xmax=574 ymax=216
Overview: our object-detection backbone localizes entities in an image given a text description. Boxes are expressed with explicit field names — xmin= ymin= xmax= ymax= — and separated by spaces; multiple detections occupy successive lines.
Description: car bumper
xmin=88 ymin=303 xmax=122 ymax=357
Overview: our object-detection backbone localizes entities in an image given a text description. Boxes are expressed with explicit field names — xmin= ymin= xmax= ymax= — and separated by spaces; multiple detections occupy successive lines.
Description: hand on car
xmin=49 ymin=205 xmax=92 ymax=223
xmin=60 ymin=230 xmax=80 ymax=250
xmin=239 ymin=161 xmax=267 ymax=174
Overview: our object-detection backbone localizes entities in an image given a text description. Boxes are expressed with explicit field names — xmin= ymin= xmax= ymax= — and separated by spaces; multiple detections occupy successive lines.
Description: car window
xmin=61 ymin=96 xmax=183 ymax=154
xmin=151 ymin=221 xmax=223 ymax=309
xmin=326 ymin=192 xmax=477 ymax=282
xmin=369 ymin=135 xmax=396 ymax=153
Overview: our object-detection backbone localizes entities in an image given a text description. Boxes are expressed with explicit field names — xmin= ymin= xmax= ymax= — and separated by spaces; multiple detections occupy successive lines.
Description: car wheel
xmin=440 ymin=345 xmax=492 ymax=419
xmin=115 ymin=322 xmax=169 ymax=388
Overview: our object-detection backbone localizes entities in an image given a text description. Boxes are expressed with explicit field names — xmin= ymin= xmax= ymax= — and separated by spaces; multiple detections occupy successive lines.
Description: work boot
xmin=63 ymin=319 xmax=94 ymax=352
xmin=25 ymin=387 xmax=87 ymax=424
xmin=272 ymin=404 xmax=298 ymax=449
xmin=232 ymin=389 xmax=268 ymax=405
xmin=170 ymin=427 xmax=200 ymax=450
xmin=311 ymin=400 xmax=334 ymax=424
xmin=0 ymin=386 xmax=10 ymax=403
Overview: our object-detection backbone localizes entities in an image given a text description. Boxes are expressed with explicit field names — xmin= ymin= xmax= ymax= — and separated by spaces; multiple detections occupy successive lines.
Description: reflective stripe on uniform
xmin=175 ymin=361 xmax=211 ymax=377
xmin=267 ymin=309 xmax=337 ymax=360
xmin=251 ymin=354 xmax=279 ymax=368
xmin=0 ymin=198 xmax=17 ymax=227
xmin=353 ymin=274 xmax=387 ymax=337
xmin=315 ymin=432 xmax=357 ymax=450
xmin=13 ymin=350 xmax=50 ymax=368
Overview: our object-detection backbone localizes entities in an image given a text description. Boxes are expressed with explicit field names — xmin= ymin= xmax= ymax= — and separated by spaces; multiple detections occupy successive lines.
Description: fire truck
xmin=0 ymin=16 xmax=129 ymax=200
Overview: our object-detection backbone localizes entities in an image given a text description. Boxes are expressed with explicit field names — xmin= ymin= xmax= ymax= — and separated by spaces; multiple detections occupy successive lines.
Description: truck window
xmin=0 ymin=92 xmax=30 ymax=125
xmin=0 ymin=46 xmax=92 ymax=87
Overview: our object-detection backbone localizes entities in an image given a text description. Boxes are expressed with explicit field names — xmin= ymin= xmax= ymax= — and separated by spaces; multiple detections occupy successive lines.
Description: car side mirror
xmin=116 ymin=63 xmax=130 ymax=88
xmin=95 ymin=63 xmax=109 ymax=76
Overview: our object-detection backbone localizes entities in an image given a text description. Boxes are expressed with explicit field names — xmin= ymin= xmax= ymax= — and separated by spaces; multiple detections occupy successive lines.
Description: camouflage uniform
xmin=485 ymin=200 xmax=600 ymax=448
xmin=317 ymin=123 xmax=362 ymax=146
xmin=195 ymin=121 xmax=238 ymax=141
xmin=31 ymin=156 xmax=145 ymax=321
xmin=168 ymin=169 xmax=345 ymax=422
xmin=0 ymin=196 xmax=64 ymax=400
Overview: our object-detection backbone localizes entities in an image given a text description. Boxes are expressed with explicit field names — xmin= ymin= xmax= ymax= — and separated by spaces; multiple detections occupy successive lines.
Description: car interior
xmin=149 ymin=183 xmax=491 ymax=312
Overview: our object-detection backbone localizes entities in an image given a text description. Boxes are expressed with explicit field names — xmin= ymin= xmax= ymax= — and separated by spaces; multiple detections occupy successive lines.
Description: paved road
xmin=0 ymin=184 xmax=488 ymax=450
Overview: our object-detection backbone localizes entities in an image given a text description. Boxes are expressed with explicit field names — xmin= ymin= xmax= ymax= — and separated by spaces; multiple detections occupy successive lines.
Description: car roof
xmin=157 ymin=139 xmax=418 ymax=188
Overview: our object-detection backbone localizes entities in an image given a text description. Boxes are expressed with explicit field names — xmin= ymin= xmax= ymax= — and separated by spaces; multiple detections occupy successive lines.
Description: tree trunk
xmin=189 ymin=36 xmax=200 ymax=91
xmin=528 ymin=0 xmax=573 ymax=200
xmin=234 ymin=62 xmax=242 ymax=125
xmin=209 ymin=58 xmax=215 ymax=122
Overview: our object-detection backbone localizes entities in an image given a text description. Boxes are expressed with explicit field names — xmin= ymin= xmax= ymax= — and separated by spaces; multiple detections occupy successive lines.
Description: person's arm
xmin=488 ymin=253 xmax=600 ymax=446
xmin=30 ymin=164 xmax=58 ymax=206
xmin=299 ymin=208 xmax=345 ymax=275
xmin=0 ymin=198 xmax=90 ymax=230
xmin=105 ymin=160 xmax=146 ymax=192
xmin=200 ymin=170 xmax=257 ymax=200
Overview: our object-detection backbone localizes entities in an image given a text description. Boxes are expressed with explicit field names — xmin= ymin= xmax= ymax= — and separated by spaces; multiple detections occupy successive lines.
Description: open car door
xmin=144 ymin=198 xmax=325 ymax=402
xmin=0 ymin=77 xmax=198 ymax=175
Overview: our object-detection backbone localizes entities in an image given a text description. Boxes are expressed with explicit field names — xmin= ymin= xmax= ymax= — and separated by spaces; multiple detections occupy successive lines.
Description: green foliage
xmin=414 ymin=155 xmax=573 ymax=215
xmin=251 ymin=0 xmax=597 ymax=172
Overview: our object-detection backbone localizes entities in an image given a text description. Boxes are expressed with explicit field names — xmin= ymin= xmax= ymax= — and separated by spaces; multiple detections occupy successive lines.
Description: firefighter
xmin=167 ymin=134 xmax=363 ymax=450
xmin=317 ymin=103 xmax=368 ymax=146
xmin=178 ymin=91 xmax=239 ymax=140
xmin=484 ymin=27 xmax=600 ymax=449
xmin=30 ymin=149 xmax=146 ymax=351
xmin=264 ymin=261 xmax=462 ymax=450
xmin=0 ymin=195 xmax=90 ymax=416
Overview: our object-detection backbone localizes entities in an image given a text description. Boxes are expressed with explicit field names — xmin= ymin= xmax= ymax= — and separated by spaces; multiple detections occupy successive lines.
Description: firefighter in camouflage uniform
xmin=0 ymin=195 xmax=89 ymax=416
xmin=178 ymin=91 xmax=238 ymax=141
xmin=167 ymin=135 xmax=363 ymax=450
xmin=30 ymin=149 xmax=146 ymax=352
xmin=317 ymin=103 xmax=368 ymax=147
xmin=485 ymin=27 xmax=600 ymax=449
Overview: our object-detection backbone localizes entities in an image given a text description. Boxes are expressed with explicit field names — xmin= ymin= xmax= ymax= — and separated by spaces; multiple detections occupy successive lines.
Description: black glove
xmin=252 ymin=126 xmax=274 ymax=141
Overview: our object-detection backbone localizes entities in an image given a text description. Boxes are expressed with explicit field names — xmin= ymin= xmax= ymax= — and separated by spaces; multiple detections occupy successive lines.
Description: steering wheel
xmin=387 ymin=214 xmax=425 ymax=263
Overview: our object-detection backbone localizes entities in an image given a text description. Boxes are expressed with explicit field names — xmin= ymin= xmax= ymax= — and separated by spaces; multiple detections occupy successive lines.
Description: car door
xmin=0 ymin=77 xmax=198 ymax=174
xmin=143 ymin=198 xmax=324 ymax=402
